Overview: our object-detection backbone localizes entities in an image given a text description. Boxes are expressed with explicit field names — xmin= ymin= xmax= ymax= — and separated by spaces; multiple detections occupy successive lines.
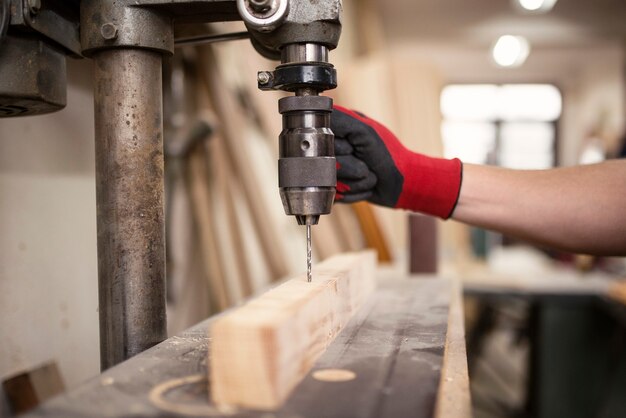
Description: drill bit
xmin=306 ymin=223 xmax=312 ymax=282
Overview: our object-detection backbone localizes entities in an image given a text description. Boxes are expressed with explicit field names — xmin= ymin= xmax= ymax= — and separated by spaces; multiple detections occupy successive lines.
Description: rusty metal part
xmin=0 ymin=35 xmax=66 ymax=117
xmin=20 ymin=0 xmax=82 ymax=56
xmin=174 ymin=30 xmax=249 ymax=46
xmin=119 ymin=0 xmax=241 ymax=24
xmin=94 ymin=48 xmax=167 ymax=370
xmin=81 ymin=0 xmax=247 ymax=56
xmin=81 ymin=0 xmax=174 ymax=56
xmin=241 ymin=0 xmax=342 ymax=59
xmin=4 ymin=0 xmax=82 ymax=57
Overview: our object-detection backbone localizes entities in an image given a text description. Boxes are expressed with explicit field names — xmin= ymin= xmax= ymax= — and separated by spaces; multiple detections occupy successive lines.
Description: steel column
xmin=93 ymin=49 xmax=167 ymax=370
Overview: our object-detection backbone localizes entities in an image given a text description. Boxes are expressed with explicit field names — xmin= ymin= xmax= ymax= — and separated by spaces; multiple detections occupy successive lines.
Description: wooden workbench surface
xmin=462 ymin=267 xmax=613 ymax=299
xmin=26 ymin=278 xmax=470 ymax=418
xmin=460 ymin=263 xmax=626 ymax=327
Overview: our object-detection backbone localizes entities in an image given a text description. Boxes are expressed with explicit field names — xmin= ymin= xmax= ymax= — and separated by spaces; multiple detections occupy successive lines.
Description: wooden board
xmin=210 ymin=251 xmax=377 ymax=410
xmin=2 ymin=362 xmax=65 ymax=415
xmin=279 ymin=277 xmax=450 ymax=418
xmin=434 ymin=278 xmax=472 ymax=418
xmin=196 ymin=45 xmax=291 ymax=281
xmin=188 ymin=144 xmax=231 ymax=311
xmin=352 ymin=202 xmax=392 ymax=263
xmin=25 ymin=278 xmax=459 ymax=418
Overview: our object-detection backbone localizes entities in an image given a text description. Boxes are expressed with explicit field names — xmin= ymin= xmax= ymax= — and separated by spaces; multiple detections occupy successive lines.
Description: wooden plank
xmin=210 ymin=251 xmax=377 ymax=410
xmin=282 ymin=277 xmax=450 ymax=418
xmin=434 ymin=278 xmax=472 ymax=418
xmin=208 ymin=129 xmax=254 ymax=300
xmin=25 ymin=279 xmax=459 ymax=418
xmin=2 ymin=362 xmax=65 ymax=415
xmin=196 ymin=45 xmax=291 ymax=281
xmin=352 ymin=202 xmax=393 ymax=262
xmin=188 ymin=145 xmax=231 ymax=311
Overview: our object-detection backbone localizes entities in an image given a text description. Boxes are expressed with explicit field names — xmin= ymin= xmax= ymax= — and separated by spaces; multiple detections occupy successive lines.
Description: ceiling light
xmin=517 ymin=0 xmax=558 ymax=12
xmin=492 ymin=35 xmax=530 ymax=68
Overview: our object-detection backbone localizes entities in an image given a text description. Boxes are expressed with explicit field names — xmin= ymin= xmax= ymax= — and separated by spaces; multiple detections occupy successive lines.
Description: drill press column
xmin=81 ymin=0 xmax=173 ymax=369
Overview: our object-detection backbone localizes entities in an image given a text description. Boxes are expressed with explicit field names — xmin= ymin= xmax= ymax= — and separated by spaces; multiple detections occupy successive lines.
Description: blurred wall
xmin=559 ymin=50 xmax=625 ymax=163
xmin=0 ymin=59 xmax=99 ymax=414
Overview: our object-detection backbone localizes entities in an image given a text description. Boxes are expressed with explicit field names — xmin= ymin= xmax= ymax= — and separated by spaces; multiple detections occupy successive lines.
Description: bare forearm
xmin=451 ymin=161 xmax=626 ymax=256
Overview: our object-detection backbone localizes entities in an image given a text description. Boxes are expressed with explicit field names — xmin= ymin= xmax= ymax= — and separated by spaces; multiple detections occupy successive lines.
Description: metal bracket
xmin=7 ymin=0 xmax=81 ymax=57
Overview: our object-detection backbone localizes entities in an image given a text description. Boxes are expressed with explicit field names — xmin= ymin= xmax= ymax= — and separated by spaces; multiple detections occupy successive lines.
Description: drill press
xmin=0 ymin=0 xmax=341 ymax=368
xmin=239 ymin=0 xmax=341 ymax=281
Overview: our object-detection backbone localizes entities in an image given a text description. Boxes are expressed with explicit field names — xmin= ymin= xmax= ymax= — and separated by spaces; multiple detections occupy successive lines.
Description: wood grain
xmin=434 ymin=278 xmax=472 ymax=418
xmin=209 ymin=251 xmax=377 ymax=410
xmin=196 ymin=45 xmax=290 ymax=281
xmin=26 ymin=279 xmax=460 ymax=418
xmin=352 ymin=202 xmax=392 ymax=263
xmin=188 ymin=145 xmax=231 ymax=311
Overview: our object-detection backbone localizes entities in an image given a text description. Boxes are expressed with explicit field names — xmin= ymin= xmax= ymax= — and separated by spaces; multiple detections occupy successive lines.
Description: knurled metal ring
xmin=279 ymin=96 xmax=333 ymax=114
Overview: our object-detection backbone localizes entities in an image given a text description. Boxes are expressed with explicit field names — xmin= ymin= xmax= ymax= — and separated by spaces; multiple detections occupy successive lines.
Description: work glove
xmin=331 ymin=105 xmax=463 ymax=219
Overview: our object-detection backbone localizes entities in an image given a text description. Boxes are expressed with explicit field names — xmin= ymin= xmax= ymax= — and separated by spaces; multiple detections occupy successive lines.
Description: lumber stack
xmin=210 ymin=251 xmax=377 ymax=410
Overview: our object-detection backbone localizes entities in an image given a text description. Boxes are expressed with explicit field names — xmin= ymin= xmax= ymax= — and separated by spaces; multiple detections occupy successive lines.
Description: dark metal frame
xmin=2 ymin=0 xmax=343 ymax=370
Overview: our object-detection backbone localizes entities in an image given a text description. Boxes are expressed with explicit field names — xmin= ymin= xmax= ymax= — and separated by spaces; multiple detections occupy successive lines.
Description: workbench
xmin=462 ymin=267 xmax=626 ymax=418
xmin=26 ymin=278 xmax=470 ymax=418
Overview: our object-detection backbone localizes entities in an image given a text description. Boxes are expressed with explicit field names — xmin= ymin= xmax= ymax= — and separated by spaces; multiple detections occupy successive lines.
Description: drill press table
xmin=26 ymin=278 xmax=469 ymax=418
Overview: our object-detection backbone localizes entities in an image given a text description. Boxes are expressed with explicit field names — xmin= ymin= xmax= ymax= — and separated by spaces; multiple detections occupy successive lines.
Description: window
xmin=441 ymin=84 xmax=562 ymax=169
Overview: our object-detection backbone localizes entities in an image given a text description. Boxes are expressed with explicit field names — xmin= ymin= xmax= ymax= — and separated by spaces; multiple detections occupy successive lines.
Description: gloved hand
xmin=331 ymin=105 xmax=463 ymax=219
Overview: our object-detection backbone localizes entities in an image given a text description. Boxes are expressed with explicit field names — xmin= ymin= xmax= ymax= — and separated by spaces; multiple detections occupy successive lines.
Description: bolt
xmin=101 ymin=23 xmax=118 ymax=40
xmin=258 ymin=71 xmax=271 ymax=85
xmin=248 ymin=0 xmax=273 ymax=13
xmin=28 ymin=0 xmax=41 ymax=14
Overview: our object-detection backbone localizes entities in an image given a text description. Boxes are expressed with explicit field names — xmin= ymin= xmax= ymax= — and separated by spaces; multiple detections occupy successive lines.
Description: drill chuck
xmin=278 ymin=95 xmax=336 ymax=225
xmin=257 ymin=42 xmax=337 ymax=226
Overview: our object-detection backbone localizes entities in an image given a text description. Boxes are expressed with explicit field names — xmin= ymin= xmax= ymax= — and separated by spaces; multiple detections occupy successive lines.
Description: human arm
xmin=331 ymin=106 xmax=626 ymax=256
xmin=453 ymin=162 xmax=626 ymax=256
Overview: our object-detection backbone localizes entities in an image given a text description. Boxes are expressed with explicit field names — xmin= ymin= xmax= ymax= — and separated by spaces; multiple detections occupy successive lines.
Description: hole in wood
xmin=312 ymin=369 xmax=357 ymax=382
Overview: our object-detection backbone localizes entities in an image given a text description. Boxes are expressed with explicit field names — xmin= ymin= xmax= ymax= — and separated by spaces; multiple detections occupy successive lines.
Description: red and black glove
xmin=331 ymin=105 xmax=463 ymax=219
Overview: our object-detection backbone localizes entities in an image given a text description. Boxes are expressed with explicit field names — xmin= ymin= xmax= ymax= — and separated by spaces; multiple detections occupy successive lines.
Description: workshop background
xmin=1 ymin=0 xmax=626 ymax=417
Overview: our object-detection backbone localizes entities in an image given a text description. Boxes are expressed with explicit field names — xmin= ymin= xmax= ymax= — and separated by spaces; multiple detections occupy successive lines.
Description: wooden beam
xmin=188 ymin=144 xmax=231 ymax=311
xmin=352 ymin=202 xmax=392 ymax=263
xmin=209 ymin=251 xmax=377 ymax=410
xmin=434 ymin=278 xmax=472 ymax=418
xmin=2 ymin=361 xmax=65 ymax=415
xmin=196 ymin=45 xmax=291 ymax=281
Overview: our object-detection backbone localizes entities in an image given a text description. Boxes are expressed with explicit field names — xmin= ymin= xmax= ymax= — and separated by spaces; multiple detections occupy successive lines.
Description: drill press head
xmin=276 ymin=45 xmax=337 ymax=227
xmin=237 ymin=0 xmax=342 ymax=226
